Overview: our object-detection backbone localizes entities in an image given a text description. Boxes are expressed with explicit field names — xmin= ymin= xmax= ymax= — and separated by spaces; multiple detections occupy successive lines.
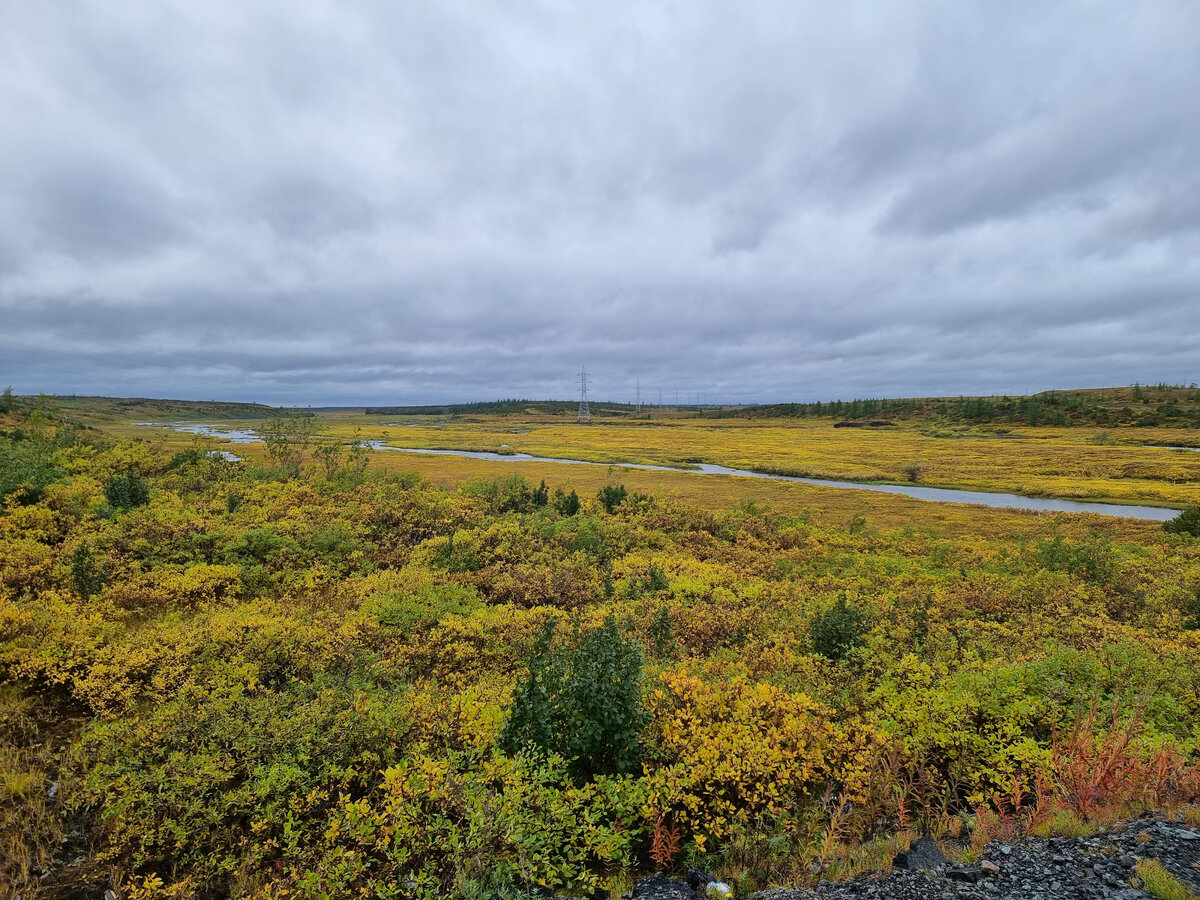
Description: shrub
xmin=499 ymin=616 xmax=648 ymax=782
xmin=553 ymin=486 xmax=580 ymax=516
xmin=0 ymin=438 xmax=63 ymax=503
xmin=465 ymin=475 xmax=536 ymax=514
xmin=362 ymin=583 xmax=483 ymax=632
xmin=810 ymin=594 xmax=864 ymax=662
xmin=643 ymin=670 xmax=874 ymax=849
xmin=1163 ymin=506 xmax=1200 ymax=537
xmin=304 ymin=752 xmax=647 ymax=898
xmin=598 ymin=483 xmax=628 ymax=514
xmin=75 ymin=677 xmax=409 ymax=890
xmin=103 ymin=471 xmax=150 ymax=511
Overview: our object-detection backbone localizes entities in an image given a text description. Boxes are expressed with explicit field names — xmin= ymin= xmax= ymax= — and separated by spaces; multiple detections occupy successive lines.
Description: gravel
xmin=622 ymin=813 xmax=1200 ymax=900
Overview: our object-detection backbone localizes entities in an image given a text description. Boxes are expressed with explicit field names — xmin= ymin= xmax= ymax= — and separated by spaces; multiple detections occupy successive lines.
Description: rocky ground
xmin=627 ymin=814 xmax=1200 ymax=900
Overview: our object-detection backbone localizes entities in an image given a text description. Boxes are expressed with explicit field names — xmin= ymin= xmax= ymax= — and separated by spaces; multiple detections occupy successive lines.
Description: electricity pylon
xmin=577 ymin=366 xmax=591 ymax=423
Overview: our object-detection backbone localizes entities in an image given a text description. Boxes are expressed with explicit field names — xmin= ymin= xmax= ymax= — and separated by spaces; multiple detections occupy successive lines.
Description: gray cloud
xmin=2 ymin=1 xmax=1199 ymax=406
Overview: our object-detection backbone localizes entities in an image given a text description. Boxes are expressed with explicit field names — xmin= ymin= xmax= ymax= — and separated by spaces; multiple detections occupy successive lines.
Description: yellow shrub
xmin=105 ymin=563 xmax=241 ymax=610
xmin=644 ymin=669 xmax=875 ymax=847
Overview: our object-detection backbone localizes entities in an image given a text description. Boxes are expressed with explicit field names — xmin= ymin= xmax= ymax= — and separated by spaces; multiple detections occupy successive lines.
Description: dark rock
xmin=632 ymin=873 xmax=696 ymax=899
xmin=687 ymin=870 xmax=716 ymax=892
xmin=893 ymin=837 xmax=949 ymax=871
xmin=946 ymin=867 xmax=981 ymax=884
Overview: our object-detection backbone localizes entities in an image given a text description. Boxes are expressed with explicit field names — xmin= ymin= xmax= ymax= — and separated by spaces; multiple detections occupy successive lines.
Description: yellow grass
xmin=111 ymin=408 xmax=1200 ymax=533
xmin=298 ymin=413 xmax=1200 ymax=507
xmin=113 ymin=417 xmax=1177 ymax=543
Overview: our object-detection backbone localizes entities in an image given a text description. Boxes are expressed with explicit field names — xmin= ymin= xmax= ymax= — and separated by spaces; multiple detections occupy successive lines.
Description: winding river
xmin=134 ymin=424 xmax=1182 ymax=520
xmin=365 ymin=443 xmax=1182 ymax=521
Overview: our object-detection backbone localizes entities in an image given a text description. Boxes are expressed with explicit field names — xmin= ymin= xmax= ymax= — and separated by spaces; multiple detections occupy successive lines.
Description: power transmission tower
xmin=577 ymin=365 xmax=591 ymax=423
xmin=635 ymin=378 xmax=642 ymax=414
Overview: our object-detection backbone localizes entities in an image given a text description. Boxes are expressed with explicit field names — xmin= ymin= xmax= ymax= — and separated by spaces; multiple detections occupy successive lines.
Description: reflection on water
xmin=366 ymin=443 xmax=1181 ymax=521
xmin=136 ymin=422 xmax=261 ymax=444
xmin=136 ymin=423 xmax=252 ymax=460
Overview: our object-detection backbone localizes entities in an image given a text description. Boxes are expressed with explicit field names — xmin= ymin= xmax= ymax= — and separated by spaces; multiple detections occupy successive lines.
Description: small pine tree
xmin=649 ymin=604 xmax=677 ymax=659
xmin=553 ymin=487 xmax=580 ymax=516
xmin=71 ymin=545 xmax=106 ymax=598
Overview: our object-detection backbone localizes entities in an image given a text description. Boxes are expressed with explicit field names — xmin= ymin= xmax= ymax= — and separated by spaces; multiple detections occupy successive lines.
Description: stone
xmin=980 ymin=859 xmax=1001 ymax=876
xmin=893 ymin=836 xmax=948 ymax=871
xmin=687 ymin=870 xmax=716 ymax=891
xmin=947 ymin=867 xmax=982 ymax=884
xmin=632 ymin=873 xmax=696 ymax=899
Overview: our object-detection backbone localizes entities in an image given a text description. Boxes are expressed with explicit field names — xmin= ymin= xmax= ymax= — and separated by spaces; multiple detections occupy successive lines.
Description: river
xmin=132 ymin=424 xmax=1182 ymax=520
xmin=364 ymin=443 xmax=1182 ymax=521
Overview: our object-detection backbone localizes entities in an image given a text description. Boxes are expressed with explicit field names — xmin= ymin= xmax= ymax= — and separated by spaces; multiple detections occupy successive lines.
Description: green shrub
xmin=809 ymin=594 xmax=864 ymax=662
xmin=76 ymin=676 xmax=409 ymax=888
xmin=465 ymin=475 xmax=537 ymax=513
xmin=103 ymin=471 xmax=150 ymax=511
xmin=1163 ymin=506 xmax=1200 ymax=537
xmin=362 ymin=583 xmax=483 ymax=632
xmin=500 ymin=616 xmax=648 ymax=782
xmin=597 ymin=483 xmax=628 ymax=514
xmin=0 ymin=437 xmax=63 ymax=503
xmin=553 ymin=487 xmax=581 ymax=516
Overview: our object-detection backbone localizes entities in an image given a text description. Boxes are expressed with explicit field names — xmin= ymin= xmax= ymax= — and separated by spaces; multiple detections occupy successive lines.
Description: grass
xmin=106 ymin=417 xmax=1179 ymax=545
xmin=1027 ymin=809 xmax=1102 ymax=839
xmin=1134 ymin=859 xmax=1199 ymax=900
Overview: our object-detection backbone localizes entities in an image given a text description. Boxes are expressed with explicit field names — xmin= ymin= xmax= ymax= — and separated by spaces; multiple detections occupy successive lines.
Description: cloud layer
xmin=3 ymin=1 xmax=1199 ymax=405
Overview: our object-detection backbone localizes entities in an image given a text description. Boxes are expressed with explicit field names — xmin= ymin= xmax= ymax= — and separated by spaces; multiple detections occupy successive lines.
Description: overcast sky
xmin=2 ymin=2 xmax=1198 ymax=406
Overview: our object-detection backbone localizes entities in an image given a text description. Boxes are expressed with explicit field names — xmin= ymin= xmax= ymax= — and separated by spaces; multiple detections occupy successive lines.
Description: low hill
xmin=17 ymin=395 xmax=278 ymax=424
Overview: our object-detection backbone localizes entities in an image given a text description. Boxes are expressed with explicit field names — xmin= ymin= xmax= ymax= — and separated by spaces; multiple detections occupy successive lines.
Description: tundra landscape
xmin=5 ymin=2 xmax=1200 ymax=898
xmin=2 ymin=390 xmax=1199 ymax=898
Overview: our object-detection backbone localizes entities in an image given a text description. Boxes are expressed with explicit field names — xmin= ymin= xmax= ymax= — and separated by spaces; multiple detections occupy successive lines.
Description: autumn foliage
xmin=1 ymin=405 xmax=1199 ymax=897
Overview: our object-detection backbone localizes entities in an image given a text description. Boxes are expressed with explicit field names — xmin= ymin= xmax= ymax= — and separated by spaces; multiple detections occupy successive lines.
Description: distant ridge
xmin=365 ymin=398 xmax=641 ymax=416
xmin=29 ymin=396 xmax=278 ymax=421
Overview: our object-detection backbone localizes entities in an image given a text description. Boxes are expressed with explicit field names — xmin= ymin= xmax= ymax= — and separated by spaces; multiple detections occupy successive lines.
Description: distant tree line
xmin=723 ymin=385 xmax=1200 ymax=427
